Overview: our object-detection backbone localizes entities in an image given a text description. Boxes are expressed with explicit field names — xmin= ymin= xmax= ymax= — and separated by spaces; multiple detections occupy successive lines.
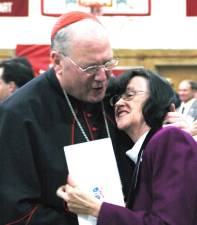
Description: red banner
xmin=186 ymin=0 xmax=197 ymax=16
xmin=15 ymin=45 xmax=141 ymax=77
xmin=16 ymin=44 xmax=51 ymax=76
xmin=41 ymin=0 xmax=151 ymax=17
xmin=0 ymin=0 xmax=28 ymax=16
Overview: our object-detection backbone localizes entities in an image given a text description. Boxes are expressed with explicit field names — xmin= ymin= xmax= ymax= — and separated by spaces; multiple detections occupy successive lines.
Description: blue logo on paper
xmin=92 ymin=186 xmax=104 ymax=199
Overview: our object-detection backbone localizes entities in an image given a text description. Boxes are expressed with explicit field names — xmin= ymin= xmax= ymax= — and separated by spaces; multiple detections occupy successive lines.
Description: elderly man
xmin=0 ymin=11 xmax=132 ymax=225
xmin=177 ymin=79 xmax=197 ymax=122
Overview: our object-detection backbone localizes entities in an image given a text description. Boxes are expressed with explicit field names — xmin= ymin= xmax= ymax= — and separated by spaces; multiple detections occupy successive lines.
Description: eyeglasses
xmin=110 ymin=90 xmax=148 ymax=107
xmin=60 ymin=52 xmax=119 ymax=76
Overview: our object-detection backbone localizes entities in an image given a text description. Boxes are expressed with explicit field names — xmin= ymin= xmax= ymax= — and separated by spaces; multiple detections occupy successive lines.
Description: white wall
xmin=0 ymin=0 xmax=197 ymax=49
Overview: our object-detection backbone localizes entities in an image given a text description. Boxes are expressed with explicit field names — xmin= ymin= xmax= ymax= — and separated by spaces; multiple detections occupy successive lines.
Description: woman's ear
xmin=169 ymin=103 xmax=176 ymax=112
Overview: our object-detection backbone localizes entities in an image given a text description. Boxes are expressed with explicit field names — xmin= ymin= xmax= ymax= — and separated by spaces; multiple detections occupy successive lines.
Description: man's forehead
xmin=179 ymin=82 xmax=191 ymax=90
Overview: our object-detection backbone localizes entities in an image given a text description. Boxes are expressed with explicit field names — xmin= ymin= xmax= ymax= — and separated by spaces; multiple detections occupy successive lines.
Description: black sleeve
xmin=0 ymin=106 xmax=77 ymax=225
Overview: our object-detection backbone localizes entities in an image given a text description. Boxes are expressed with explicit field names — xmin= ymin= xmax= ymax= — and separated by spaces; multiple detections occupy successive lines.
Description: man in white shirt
xmin=177 ymin=80 xmax=197 ymax=123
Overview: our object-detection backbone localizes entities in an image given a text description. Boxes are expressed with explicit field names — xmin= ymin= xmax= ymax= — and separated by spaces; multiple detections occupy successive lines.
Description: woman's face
xmin=115 ymin=76 xmax=149 ymax=135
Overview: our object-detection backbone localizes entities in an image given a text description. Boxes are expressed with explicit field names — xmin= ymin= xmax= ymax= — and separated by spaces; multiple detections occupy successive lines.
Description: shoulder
xmin=151 ymin=126 xmax=194 ymax=142
xmin=192 ymin=99 xmax=197 ymax=108
xmin=145 ymin=126 xmax=197 ymax=159
xmin=1 ymin=76 xmax=42 ymax=108
xmin=2 ymin=69 xmax=56 ymax=105
xmin=0 ymin=69 xmax=56 ymax=117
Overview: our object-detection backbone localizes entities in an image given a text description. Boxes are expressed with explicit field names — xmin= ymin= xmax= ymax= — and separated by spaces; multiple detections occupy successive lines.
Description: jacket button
xmin=91 ymin=127 xmax=98 ymax=132
xmin=86 ymin=113 xmax=92 ymax=118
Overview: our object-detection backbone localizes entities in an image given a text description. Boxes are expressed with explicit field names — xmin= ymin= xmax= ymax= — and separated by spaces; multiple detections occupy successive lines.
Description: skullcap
xmin=51 ymin=11 xmax=100 ymax=39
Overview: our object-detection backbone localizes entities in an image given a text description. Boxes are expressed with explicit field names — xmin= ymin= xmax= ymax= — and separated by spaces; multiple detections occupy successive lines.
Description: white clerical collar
xmin=126 ymin=131 xmax=149 ymax=164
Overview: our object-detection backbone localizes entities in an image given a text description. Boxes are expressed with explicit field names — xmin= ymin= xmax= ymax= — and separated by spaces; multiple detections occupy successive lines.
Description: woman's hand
xmin=56 ymin=176 xmax=102 ymax=217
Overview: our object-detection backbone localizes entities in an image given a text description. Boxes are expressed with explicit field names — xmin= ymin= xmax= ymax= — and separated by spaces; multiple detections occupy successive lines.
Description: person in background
xmin=190 ymin=119 xmax=197 ymax=140
xmin=177 ymin=79 xmax=197 ymax=122
xmin=0 ymin=11 xmax=132 ymax=225
xmin=187 ymin=79 xmax=197 ymax=140
xmin=166 ymin=78 xmax=181 ymax=108
xmin=57 ymin=68 xmax=197 ymax=225
xmin=193 ymin=80 xmax=197 ymax=100
xmin=0 ymin=56 xmax=34 ymax=102
xmin=164 ymin=110 xmax=197 ymax=141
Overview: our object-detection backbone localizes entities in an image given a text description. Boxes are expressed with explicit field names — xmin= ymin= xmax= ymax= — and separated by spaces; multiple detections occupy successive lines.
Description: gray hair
xmin=51 ymin=19 xmax=107 ymax=58
xmin=51 ymin=26 xmax=73 ymax=56
xmin=190 ymin=80 xmax=197 ymax=91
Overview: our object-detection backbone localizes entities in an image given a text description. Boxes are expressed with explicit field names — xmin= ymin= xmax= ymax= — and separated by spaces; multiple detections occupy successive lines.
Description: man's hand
xmin=164 ymin=111 xmax=191 ymax=133
xmin=56 ymin=175 xmax=102 ymax=217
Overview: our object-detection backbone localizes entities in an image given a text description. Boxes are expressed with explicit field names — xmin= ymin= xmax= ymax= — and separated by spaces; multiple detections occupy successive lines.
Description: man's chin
xmin=88 ymin=93 xmax=105 ymax=103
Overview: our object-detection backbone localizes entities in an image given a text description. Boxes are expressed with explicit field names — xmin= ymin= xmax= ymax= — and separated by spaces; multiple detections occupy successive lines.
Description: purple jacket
xmin=97 ymin=126 xmax=197 ymax=225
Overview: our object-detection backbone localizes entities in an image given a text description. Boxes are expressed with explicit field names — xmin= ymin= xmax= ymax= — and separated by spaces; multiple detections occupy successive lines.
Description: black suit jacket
xmin=0 ymin=68 xmax=133 ymax=225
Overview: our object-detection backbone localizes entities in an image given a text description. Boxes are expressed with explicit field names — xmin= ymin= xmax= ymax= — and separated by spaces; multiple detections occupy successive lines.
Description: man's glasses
xmin=110 ymin=90 xmax=148 ymax=107
xmin=60 ymin=52 xmax=119 ymax=76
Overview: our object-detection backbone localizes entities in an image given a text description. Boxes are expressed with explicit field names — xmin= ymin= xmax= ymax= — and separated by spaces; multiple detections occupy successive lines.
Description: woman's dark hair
xmin=112 ymin=68 xmax=176 ymax=129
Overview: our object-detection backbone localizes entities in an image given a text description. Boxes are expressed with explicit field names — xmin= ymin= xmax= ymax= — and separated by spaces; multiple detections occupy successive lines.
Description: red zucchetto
xmin=51 ymin=11 xmax=100 ymax=39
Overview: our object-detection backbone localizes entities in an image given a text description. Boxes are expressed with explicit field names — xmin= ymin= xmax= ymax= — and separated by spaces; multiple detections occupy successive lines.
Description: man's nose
xmin=94 ymin=68 xmax=108 ymax=81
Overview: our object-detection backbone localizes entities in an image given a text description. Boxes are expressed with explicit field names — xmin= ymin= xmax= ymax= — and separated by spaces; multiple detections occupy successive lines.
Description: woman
xmin=57 ymin=69 xmax=197 ymax=225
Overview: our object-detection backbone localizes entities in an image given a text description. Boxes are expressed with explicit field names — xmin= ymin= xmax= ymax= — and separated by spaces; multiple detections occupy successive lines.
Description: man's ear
xmin=50 ymin=51 xmax=63 ymax=76
xmin=55 ymin=59 xmax=60 ymax=65
xmin=50 ymin=51 xmax=61 ymax=66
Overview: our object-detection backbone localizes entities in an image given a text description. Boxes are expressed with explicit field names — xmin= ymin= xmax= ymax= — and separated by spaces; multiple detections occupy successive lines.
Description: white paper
xmin=64 ymin=138 xmax=125 ymax=225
